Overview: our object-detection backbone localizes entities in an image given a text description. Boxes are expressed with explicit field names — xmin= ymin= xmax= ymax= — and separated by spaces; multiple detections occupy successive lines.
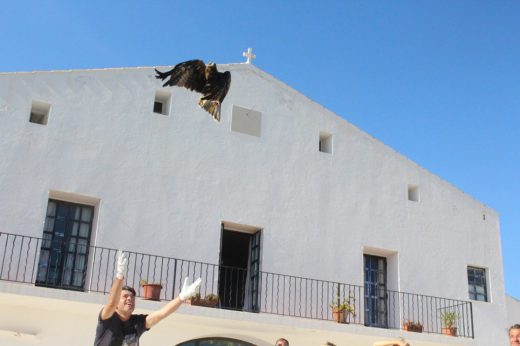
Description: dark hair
xmin=122 ymin=286 xmax=136 ymax=296
xmin=510 ymin=324 xmax=520 ymax=333
xmin=275 ymin=338 xmax=289 ymax=346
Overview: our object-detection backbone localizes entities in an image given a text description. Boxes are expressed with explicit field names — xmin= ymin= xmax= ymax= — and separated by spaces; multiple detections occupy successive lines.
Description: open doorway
xmin=219 ymin=222 xmax=261 ymax=312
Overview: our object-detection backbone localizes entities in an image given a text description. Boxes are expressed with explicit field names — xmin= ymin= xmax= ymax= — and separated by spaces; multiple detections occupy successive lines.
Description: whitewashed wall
xmin=0 ymin=64 xmax=508 ymax=345
xmin=507 ymin=295 xmax=520 ymax=327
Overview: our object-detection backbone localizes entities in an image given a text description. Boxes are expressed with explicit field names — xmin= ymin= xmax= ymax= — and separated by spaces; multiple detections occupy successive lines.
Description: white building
xmin=0 ymin=63 xmax=511 ymax=345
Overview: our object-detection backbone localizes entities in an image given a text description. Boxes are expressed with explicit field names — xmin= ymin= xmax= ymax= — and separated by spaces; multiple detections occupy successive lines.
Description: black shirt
xmin=94 ymin=310 xmax=149 ymax=346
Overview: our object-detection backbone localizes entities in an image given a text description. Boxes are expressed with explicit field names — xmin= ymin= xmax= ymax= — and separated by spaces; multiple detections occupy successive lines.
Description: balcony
xmin=0 ymin=232 xmax=473 ymax=338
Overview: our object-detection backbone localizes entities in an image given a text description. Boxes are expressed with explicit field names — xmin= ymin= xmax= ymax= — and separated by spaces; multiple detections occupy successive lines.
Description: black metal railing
xmin=0 ymin=232 xmax=473 ymax=337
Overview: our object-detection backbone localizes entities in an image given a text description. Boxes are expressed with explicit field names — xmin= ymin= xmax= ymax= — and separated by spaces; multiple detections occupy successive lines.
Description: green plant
xmin=329 ymin=284 xmax=356 ymax=323
xmin=441 ymin=311 xmax=458 ymax=328
xmin=403 ymin=320 xmax=423 ymax=330
xmin=403 ymin=320 xmax=422 ymax=328
xmin=329 ymin=296 xmax=356 ymax=317
xmin=204 ymin=293 xmax=219 ymax=302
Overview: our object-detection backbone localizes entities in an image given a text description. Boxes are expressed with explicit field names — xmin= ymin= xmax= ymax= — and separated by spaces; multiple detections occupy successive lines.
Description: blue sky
xmin=1 ymin=1 xmax=519 ymax=298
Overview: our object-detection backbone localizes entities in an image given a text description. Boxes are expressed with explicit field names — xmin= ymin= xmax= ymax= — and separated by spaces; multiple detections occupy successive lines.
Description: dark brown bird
xmin=155 ymin=59 xmax=231 ymax=122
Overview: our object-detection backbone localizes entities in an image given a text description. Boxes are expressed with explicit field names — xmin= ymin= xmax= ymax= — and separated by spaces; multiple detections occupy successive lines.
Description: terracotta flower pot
xmin=332 ymin=308 xmax=348 ymax=323
xmin=442 ymin=327 xmax=457 ymax=336
xmin=188 ymin=298 xmax=219 ymax=308
xmin=403 ymin=323 xmax=423 ymax=333
xmin=141 ymin=284 xmax=162 ymax=301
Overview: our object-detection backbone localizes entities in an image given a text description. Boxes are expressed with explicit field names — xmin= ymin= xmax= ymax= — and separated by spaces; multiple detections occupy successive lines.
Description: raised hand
xmin=115 ymin=250 xmax=128 ymax=279
xmin=179 ymin=277 xmax=202 ymax=301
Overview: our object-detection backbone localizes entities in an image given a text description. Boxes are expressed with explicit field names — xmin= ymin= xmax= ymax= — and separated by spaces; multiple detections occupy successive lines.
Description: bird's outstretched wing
xmin=155 ymin=60 xmax=206 ymax=92
xmin=155 ymin=60 xmax=232 ymax=122
xmin=201 ymin=71 xmax=231 ymax=103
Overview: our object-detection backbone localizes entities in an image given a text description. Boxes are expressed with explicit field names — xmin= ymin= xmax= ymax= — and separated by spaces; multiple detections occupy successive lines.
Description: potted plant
xmin=403 ymin=320 xmax=423 ymax=333
xmin=139 ymin=279 xmax=163 ymax=301
xmin=187 ymin=293 xmax=219 ymax=308
xmin=330 ymin=296 xmax=356 ymax=323
xmin=203 ymin=293 xmax=219 ymax=307
xmin=441 ymin=311 xmax=458 ymax=336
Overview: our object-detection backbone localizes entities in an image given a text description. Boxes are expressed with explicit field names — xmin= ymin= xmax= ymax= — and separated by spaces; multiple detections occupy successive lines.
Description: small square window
xmin=153 ymin=90 xmax=171 ymax=115
xmin=319 ymin=132 xmax=333 ymax=154
xmin=231 ymin=105 xmax=262 ymax=137
xmin=467 ymin=266 xmax=488 ymax=302
xmin=29 ymin=100 xmax=51 ymax=125
xmin=408 ymin=185 xmax=419 ymax=202
xmin=153 ymin=101 xmax=163 ymax=114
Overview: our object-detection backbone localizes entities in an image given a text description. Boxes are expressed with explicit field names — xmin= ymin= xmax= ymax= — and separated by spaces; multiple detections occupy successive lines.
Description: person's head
xmin=117 ymin=286 xmax=136 ymax=316
xmin=275 ymin=338 xmax=289 ymax=346
xmin=510 ymin=324 xmax=520 ymax=345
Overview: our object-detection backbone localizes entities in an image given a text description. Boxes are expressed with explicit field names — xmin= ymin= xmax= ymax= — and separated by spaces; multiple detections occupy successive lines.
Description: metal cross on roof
xmin=242 ymin=48 xmax=256 ymax=64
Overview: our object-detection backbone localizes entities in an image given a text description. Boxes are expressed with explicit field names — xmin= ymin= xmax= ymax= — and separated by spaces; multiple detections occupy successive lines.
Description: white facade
xmin=0 ymin=64 xmax=509 ymax=345
xmin=507 ymin=295 xmax=520 ymax=327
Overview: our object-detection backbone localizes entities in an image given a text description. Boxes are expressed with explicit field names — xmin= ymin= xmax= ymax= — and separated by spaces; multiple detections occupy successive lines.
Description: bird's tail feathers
xmin=198 ymin=99 xmax=221 ymax=122
xmin=154 ymin=68 xmax=172 ymax=84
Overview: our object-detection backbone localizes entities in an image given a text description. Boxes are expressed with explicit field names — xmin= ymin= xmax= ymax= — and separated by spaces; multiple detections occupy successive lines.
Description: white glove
xmin=115 ymin=250 xmax=128 ymax=279
xmin=179 ymin=277 xmax=202 ymax=301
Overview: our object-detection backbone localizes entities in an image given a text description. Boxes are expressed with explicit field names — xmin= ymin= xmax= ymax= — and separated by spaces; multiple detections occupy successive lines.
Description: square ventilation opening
xmin=319 ymin=132 xmax=333 ymax=154
xmin=153 ymin=90 xmax=171 ymax=116
xmin=231 ymin=105 xmax=262 ymax=137
xmin=29 ymin=100 xmax=51 ymax=125
xmin=408 ymin=184 xmax=419 ymax=202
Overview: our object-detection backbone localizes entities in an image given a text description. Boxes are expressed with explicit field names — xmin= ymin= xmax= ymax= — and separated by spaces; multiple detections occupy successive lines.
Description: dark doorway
xmin=218 ymin=226 xmax=261 ymax=311
xmin=36 ymin=199 xmax=93 ymax=290
xmin=364 ymin=254 xmax=388 ymax=328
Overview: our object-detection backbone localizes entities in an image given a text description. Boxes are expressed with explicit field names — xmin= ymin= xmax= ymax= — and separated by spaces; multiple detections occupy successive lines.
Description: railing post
xmin=171 ymin=258 xmax=177 ymax=300
xmin=470 ymin=301 xmax=474 ymax=338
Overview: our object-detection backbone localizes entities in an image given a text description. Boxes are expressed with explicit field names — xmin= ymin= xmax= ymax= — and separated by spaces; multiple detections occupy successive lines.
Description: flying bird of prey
xmin=155 ymin=60 xmax=231 ymax=122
